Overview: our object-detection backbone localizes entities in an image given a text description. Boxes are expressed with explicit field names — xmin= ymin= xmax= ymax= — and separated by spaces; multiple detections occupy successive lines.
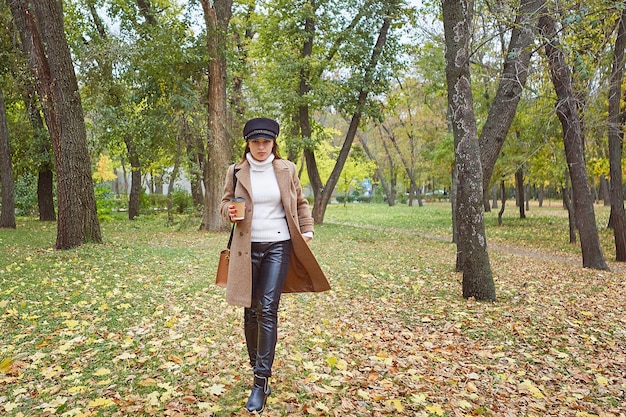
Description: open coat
xmin=220 ymin=158 xmax=331 ymax=307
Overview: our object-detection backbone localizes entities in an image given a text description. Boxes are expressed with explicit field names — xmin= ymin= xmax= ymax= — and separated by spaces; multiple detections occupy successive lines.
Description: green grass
xmin=1 ymin=202 xmax=625 ymax=416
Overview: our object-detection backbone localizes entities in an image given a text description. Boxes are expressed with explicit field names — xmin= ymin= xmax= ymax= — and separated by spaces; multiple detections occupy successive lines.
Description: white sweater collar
xmin=246 ymin=153 xmax=275 ymax=171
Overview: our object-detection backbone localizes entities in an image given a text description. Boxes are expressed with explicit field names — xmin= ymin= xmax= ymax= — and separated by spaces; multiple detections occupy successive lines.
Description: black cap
xmin=243 ymin=117 xmax=280 ymax=141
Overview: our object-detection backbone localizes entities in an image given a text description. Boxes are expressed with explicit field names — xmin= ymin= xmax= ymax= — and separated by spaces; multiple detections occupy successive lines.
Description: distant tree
xmin=9 ymin=0 xmax=101 ymax=248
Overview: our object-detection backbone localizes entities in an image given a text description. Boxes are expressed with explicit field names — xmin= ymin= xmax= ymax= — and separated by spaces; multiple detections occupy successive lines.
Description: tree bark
xmin=9 ymin=0 xmax=101 ymax=248
xmin=0 ymin=89 xmax=16 ymax=229
xmin=515 ymin=167 xmax=526 ymax=219
xmin=443 ymin=0 xmax=496 ymax=301
xmin=497 ymin=180 xmax=506 ymax=226
xmin=37 ymin=170 xmax=55 ymax=221
xmin=14 ymin=56 xmax=55 ymax=221
xmin=480 ymin=0 xmax=545 ymax=211
xmin=539 ymin=13 xmax=608 ymax=270
xmin=608 ymin=8 xmax=626 ymax=262
xmin=200 ymin=0 xmax=233 ymax=232
xmin=124 ymin=137 xmax=141 ymax=220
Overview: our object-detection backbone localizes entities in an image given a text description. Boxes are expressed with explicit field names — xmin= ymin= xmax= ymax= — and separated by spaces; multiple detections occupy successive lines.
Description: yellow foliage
xmin=93 ymin=154 xmax=118 ymax=183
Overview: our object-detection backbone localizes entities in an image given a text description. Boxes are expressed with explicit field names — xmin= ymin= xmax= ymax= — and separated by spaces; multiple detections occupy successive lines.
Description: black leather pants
xmin=244 ymin=240 xmax=291 ymax=378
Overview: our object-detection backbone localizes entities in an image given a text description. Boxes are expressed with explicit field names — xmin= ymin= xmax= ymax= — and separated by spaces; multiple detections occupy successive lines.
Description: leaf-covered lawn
xmin=1 ymin=203 xmax=625 ymax=416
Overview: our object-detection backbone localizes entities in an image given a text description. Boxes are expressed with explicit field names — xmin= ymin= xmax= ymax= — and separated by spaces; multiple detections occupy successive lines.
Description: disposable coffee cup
xmin=230 ymin=197 xmax=245 ymax=221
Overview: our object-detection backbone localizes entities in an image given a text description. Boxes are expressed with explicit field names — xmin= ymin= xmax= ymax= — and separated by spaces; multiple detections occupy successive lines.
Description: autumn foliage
xmin=1 ymin=203 xmax=625 ymax=416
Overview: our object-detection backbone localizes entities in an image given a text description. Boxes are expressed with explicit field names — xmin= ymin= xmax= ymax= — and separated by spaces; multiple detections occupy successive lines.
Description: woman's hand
xmin=228 ymin=204 xmax=241 ymax=222
xmin=303 ymin=235 xmax=312 ymax=244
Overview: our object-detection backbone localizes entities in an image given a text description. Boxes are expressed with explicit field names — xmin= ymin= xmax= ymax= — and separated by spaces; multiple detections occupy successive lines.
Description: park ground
xmin=1 ymin=202 xmax=625 ymax=416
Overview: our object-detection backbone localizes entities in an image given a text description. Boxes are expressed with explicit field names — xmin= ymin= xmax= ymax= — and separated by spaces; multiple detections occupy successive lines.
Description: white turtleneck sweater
xmin=246 ymin=153 xmax=290 ymax=243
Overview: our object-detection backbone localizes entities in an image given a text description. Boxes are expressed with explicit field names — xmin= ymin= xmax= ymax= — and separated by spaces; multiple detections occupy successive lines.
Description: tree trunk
xmin=599 ymin=174 xmax=610 ymax=207
xmin=480 ymin=0 xmax=546 ymax=211
xmin=382 ymin=124 xmax=423 ymax=207
xmin=497 ymin=180 xmax=506 ymax=226
xmin=9 ymin=0 xmax=101 ymax=248
xmin=18 ymin=69 xmax=55 ymax=220
xmin=199 ymin=0 xmax=233 ymax=232
xmin=0 ymin=89 xmax=16 ymax=229
xmin=491 ymin=183 xmax=498 ymax=209
xmin=562 ymin=184 xmax=577 ymax=244
xmin=37 ymin=170 xmax=55 ymax=221
xmin=539 ymin=13 xmax=608 ymax=270
xmin=443 ymin=0 xmax=496 ymax=301
xmin=608 ymin=8 xmax=626 ymax=262
xmin=125 ymin=137 xmax=141 ymax=220
xmin=304 ymin=2 xmax=398 ymax=224
xmin=515 ymin=167 xmax=526 ymax=219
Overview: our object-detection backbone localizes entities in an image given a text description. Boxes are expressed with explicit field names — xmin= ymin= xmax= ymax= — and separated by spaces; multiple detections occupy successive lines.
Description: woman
xmin=220 ymin=117 xmax=331 ymax=414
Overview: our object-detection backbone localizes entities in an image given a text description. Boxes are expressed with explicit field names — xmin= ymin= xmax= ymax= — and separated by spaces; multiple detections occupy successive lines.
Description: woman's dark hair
xmin=240 ymin=140 xmax=282 ymax=162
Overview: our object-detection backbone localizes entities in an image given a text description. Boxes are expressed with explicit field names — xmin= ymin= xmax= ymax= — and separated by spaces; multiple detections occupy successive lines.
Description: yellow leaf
xmin=64 ymin=320 xmax=80 ymax=329
xmin=596 ymin=375 xmax=608 ymax=385
xmin=0 ymin=357 xmax=13 ymax=374
xmin=385 ymin=399 xmax=404 ymax=412
xmin=139 ymin=378 xmax=157 ymax=387
xmin=207 ymin=384 xmax=225 ymax=396
xmin=410 ymin=393 xmax=427 ymax=404
xmin=518 ymin=380 xmax=545 ymax=399
xmin=4 ymin=402 xmax=19 ymax=412
xmin=68 ymin=386 xmax=88 ymax=394
xmin=87 ymin=398 xmax=115 ymax=407
xmin=336 ymin=359 xmax=348 ymax=370
xmin=93 ymin=368 xmax=111 ymax=377
xmin=426 ymin=405 xmax=445 ymax=416
xmin=357 ymin=389 xmax=370 ymax=400
xmin=458 ymin=399 xmax=472 ymax=409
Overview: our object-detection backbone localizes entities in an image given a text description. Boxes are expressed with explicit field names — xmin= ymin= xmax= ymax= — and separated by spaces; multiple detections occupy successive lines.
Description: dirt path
xmin=328 ymin=221 xmax=626 ymax=275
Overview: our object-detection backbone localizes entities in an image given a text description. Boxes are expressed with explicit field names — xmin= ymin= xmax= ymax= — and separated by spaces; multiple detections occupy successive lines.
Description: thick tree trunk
xmin=200 ymin=0 xmax=233 ymax=232
xmin=608 ymin=8 xmax=626 ymax=261
xmin=443 ymin=0 xmax=496 ymax=301
xmin=9 ymin=0 xmax=101 ymax=248
xmin=539 ymin=13 xmax=608 ymax=270
xmin=37 ymin=170 xmax=55 ymax=221
xmin=480 ymin=0 xmax=546 ymax=211
xmin=0 ymin=89 xmax=16 ymax=229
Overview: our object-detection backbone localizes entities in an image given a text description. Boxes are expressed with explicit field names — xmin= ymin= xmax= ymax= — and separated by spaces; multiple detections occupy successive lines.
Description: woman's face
xmin=248 ymin=138 xmax=275 ymax=161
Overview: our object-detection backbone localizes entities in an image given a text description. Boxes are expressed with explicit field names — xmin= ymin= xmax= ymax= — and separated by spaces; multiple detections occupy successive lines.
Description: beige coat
xmin=219 ymin=158 xmax=331 ymax=307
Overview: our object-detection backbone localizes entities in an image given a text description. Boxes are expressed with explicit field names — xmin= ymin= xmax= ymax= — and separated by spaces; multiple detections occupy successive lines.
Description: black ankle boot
xmin=245 ymin=374 xmax=270 ymax=414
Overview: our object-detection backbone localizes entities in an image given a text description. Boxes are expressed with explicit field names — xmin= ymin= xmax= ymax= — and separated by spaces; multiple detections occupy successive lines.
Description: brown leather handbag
xmin=215 ymin=166 xmax=238 ymax=288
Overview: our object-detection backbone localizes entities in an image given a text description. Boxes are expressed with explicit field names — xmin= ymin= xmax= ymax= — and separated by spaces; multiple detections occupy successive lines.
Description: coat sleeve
xmin=220 ymin=164 xmax=236 ymax=223
xmin=291 ymin=163 xmax=314 ymax=235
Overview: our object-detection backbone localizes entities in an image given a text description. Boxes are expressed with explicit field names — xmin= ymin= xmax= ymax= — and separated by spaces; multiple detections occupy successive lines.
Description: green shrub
xmin=171 ymin=188 xmax=193 ymax=214
xmin=95 ymin=183 xmax=116 ymax=215
xmin=13 ymin=172 xmax=39 ymax=216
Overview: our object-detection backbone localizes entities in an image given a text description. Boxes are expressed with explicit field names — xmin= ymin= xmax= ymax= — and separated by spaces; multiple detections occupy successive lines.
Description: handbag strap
xmin=227 ymin=165 xmax=239 ymax=249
